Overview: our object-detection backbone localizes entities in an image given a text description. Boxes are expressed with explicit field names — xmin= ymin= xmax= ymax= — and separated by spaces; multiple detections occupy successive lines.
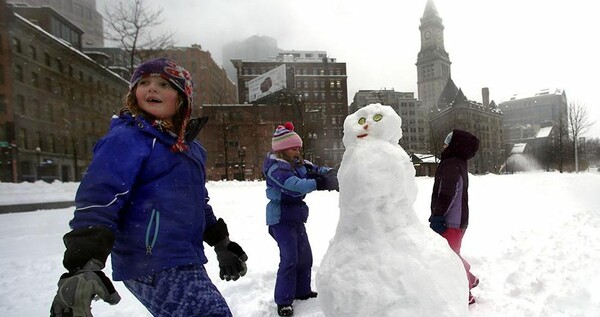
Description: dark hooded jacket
xmin=430 ymin=129 xmax=480 ymax=229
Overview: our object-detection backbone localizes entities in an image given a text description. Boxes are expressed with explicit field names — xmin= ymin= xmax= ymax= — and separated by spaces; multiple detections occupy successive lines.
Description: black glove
xmin=204 ymin=218 xmax=248 ymax=281
xmin=315 ymin=169 xmax=339 ymax=191
xmin=214 ymin=238 xmax=248 ymax=281
xmin=50 ymin=259 xmax=121 ymax=317
xmin=429 ymin=215 xmax=447 ymax=235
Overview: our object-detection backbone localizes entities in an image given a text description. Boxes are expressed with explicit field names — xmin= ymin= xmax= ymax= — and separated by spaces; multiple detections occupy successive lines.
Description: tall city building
xmin=416 ymin=0 xmax=451 ymax=111
xmin=232 ymin=50 xmax=348 ymax=166
xmin=10 ymin=0 xmax=104 ymax=47
xmin=222 ymin=35 xmax=280 ymax=82
xmin=350 ymin=89 xmax=428 ymax=154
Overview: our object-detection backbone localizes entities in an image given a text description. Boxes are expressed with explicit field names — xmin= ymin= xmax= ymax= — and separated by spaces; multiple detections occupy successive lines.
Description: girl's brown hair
xmin=120 ymin=84 xmax=188 ymax=135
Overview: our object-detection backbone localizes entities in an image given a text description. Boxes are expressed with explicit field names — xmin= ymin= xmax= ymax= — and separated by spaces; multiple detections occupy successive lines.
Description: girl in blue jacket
xmin=51 ymin=58 xmax=247 ymax=317
xmin=263 ymin=122 xmax=338 ymax=316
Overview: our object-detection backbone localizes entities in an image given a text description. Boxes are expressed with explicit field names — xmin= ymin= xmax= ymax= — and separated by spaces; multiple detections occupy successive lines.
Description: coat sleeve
xmin=69 ymin=130 xmax=151 ymax=231
xmin=431 ymin=159 xmax=461 ymax=217
xmin=265 ymin=161 xmax=317 ymax=197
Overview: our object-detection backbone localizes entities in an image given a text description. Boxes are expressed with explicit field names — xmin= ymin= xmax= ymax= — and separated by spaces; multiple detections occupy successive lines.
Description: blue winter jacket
xmin=69 ymin=113 xmax=217 ymax=281
xmin=262 ymin=153 xmax=330 ymax=225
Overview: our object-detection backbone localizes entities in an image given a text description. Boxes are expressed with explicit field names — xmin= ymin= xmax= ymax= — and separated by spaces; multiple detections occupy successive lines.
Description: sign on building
xmin=248 ymin=64 xmax=287 ymax=103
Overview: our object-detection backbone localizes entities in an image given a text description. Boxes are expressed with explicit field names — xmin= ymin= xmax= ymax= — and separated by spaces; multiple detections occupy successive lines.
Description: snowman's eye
xmin=373 ymin=114 xmax=383 ymax=122
xmin=358 ymin=117 xmax=366 ymax=125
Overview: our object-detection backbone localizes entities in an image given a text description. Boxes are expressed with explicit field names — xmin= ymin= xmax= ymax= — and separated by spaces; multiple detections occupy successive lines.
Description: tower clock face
xmin=425 ymin=31 xmax=431 ymax=39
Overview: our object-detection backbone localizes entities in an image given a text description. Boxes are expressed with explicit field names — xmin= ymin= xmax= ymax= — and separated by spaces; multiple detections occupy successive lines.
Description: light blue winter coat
xmin=262 ymin=153 xmax=330 ymax=225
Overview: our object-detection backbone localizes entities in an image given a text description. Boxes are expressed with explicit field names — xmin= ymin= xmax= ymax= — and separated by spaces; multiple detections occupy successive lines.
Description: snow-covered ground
xmin=1 ymin=172 xmax=599 ymax=316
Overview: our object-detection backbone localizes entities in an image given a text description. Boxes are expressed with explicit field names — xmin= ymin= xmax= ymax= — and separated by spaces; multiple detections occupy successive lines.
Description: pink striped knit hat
xmin=272 ymin=122 xmax=303 ymax=152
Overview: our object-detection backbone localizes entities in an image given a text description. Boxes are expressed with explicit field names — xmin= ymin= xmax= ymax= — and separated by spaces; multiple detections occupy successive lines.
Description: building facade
xmin=10 ymin=0 xmax=104 ymax=47
xmin=199 ymin=103 xmax=298 ymax=181
xmin=232 ymin=51 xmax=348 ymax=167
xmin=350 ymin=89 xmax=428 ymax=154
xmin=430 ymin=85 xmax=504 ymax=173
xmin=0 ymin=2 xmax=127 ymax=182
xmin=498 ymin=88 xmax=568 ymax=143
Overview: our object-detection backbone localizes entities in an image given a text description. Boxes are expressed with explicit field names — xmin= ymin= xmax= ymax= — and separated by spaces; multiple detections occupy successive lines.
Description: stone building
xmin=0 ymin=1 xmax=127 ymax=182
xmin=232 ymin=50 xmax=348 ymax=167
xmin=430 ymin=83 xmax=504 ymax=173
xmin=499 ymin=88 xmax=567 ymax=144
xmin=350 ymin=89 xmax=428 ymax=154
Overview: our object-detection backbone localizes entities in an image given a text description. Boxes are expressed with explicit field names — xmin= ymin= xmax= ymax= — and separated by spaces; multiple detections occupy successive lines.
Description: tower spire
xmin=422 ymin=0 xmax=440 ymax=19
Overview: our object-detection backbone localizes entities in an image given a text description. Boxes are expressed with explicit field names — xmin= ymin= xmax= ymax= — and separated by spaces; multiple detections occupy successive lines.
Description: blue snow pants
xmin=123 ymin=264 xmax=232 ymax=317
xmin=269 ymin=222 xmax=314 ymax=305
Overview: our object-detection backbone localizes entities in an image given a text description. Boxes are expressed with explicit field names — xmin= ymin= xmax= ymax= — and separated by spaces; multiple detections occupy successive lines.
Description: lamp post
xmin=237 ymin=146 xmax=246 ymax=181
xmin=35 ymin=146 xmax=41 ymax=180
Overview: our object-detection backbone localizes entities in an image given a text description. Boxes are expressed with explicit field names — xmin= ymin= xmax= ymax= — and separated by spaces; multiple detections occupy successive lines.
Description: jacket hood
xmin=441 ymin=129 xmax=479 ymax=160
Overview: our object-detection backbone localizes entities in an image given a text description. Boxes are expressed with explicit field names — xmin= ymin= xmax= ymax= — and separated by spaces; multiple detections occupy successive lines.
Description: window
xmin=29 ymin=45 xmax=37 ymax=60
xmin=13 ymin=37 xmax=22 ymax=54
xmin=19 ymin=128 xmax=28 ymax=149
xmin=0 ymin=94 xmax=5 ymax=113
xmin=47 ymin=104 xmax=54 ymax=122
xmin=16 ymin=95 xmax=25 ymax=114
xmin=33 ymin=99 xmax=40 ymax=118
xmin=49 ymin=134 xmax=57 ymax=153
xmin=15 ymin=65 xmax=23 ymax=82
xmin=45 ymin=53 xmax=51 ymax=67
xmin=31 ymin=72 xmax=39 ymax=87
xmin=45 ymin=77 xmax=52 ymax=92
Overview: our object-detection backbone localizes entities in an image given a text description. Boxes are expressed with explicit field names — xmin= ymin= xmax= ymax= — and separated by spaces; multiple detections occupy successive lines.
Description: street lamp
xmin=35 ymin=146 xmax=41 ymax=181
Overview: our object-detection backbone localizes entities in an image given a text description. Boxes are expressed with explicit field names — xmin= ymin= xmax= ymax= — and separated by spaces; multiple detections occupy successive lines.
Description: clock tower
xmin=416 ymin=0 xmax=452 ymax=110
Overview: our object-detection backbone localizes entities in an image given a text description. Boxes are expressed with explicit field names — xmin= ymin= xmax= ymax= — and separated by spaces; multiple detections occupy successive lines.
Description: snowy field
xmin=1 ymin=172 xmax=599 ymax=316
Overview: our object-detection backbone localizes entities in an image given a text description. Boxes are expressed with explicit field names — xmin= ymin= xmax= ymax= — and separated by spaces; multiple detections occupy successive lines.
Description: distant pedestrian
xmin=263 ymin=122 xmax=338 ymax=316
xmin=50 ymin=57 xmax=247 ymax=317
xmin=429 ymin=129 xmax=480 ymax=305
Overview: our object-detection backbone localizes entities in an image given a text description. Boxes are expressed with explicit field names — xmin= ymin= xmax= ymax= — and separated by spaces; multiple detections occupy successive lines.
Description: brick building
xmin=232 ymin=51 xmax=348 ymax=167
xmin=0 ymin=1 xmax=127 ymax=182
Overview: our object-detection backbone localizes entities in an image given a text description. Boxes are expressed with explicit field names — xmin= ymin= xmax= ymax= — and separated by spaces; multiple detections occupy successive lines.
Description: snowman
xmin=316 ymin=103 xmax=469 ymax=316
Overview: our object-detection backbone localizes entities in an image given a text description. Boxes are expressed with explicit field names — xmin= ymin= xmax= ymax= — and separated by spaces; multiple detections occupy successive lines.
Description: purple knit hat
xmin=272 ymin=122 xmax=303 ymax=152
xmin=130 ymin=57 xmax=193 ymax=152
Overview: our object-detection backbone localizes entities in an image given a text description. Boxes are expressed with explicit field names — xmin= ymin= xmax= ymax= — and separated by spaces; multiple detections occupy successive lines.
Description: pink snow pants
xmin=442 ymin=228 xmax=478 ymax=288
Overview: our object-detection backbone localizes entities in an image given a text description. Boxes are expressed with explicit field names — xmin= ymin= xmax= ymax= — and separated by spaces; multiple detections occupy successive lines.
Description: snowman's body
xmin=316 ymin=104 xmax=468 ymax=317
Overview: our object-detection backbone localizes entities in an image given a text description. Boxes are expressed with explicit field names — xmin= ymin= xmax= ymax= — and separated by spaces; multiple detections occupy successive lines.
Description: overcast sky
xmin=98 ymin=0 xmax=599 ymax=138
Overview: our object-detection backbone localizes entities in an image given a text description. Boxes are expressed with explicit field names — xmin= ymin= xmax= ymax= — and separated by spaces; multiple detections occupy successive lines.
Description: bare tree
xmin=568 ymin=102 xmax=594 ymax=172
xmin=103 ymin=0 xmax=175 ymax=73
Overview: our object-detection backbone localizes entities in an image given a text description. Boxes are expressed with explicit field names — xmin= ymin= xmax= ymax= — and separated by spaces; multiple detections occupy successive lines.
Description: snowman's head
xmin=342 ymin=103 xmax=403 ymax=148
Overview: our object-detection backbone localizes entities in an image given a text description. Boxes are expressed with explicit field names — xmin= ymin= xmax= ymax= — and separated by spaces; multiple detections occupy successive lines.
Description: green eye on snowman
xmin=358 ymin=114 xmax=383 ymax=125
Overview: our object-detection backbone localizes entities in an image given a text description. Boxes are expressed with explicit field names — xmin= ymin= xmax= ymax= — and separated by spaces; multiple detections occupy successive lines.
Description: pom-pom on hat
xmin=272 ymin=122 xmax=303 ymax=152
xmin=130 ymin=57 xmax=194 ymax=152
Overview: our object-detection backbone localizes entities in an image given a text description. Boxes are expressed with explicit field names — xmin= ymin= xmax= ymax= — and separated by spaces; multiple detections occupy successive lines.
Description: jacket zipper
xmin=145 ymin=209 xmax=160 ymax=255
